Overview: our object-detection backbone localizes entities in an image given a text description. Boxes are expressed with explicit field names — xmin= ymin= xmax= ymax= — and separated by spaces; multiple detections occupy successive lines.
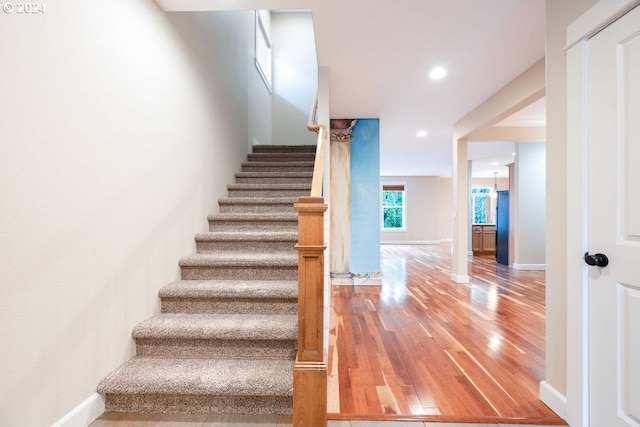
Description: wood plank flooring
xmin=90 ymin=412 xmax=566 ymax=427
xmin=327 ymin=244 xmax=565 ymax=425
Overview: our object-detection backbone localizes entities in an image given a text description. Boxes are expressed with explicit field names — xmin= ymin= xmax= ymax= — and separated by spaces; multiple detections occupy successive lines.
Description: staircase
xmin=97 ymin=145 xmax=315 ymax=415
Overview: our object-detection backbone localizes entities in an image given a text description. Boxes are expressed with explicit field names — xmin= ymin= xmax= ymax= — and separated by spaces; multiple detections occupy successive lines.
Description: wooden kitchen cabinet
xmin=472 ymin=226 xmax=482 ymax=252
xmin=472 ymin=224 xmax=496 ymax=254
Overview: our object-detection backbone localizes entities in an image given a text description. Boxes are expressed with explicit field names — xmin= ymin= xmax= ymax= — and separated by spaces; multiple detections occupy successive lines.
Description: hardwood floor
xmin=327 ymin=244 xmax=565 ymax=425
xmin=90 ymin=412 xmax=565 ymax=427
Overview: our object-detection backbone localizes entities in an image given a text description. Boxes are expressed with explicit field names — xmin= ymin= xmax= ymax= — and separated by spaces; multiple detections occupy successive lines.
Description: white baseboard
xmin=51 ymin=393 xmax=104 ymax=427
xmin=540 ymin=381 xmax=567 ymax=420
xmin=381 ymin=240 xmax=440 ymax=245
xmin=451 ymin=273 xmax=470 ymax=283
xmin=513 ymin=263 xmax=546 ymax=270
xmin=353 ymin=277 xmax=382 ymax=286
xmin=467 ymin=251 xmax=474 ymax=256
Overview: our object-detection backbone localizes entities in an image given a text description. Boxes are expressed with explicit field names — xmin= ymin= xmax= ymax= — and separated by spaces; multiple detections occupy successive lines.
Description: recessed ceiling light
xmin=491 ymin=161 xmax=499 ymax=166
xmin=429 ymin=66 xmax=447 ymax=80
xmin=416 ymin=130 xmax=428 ymax=137
xmin=512 ymin=152 xmax=516 ymax=156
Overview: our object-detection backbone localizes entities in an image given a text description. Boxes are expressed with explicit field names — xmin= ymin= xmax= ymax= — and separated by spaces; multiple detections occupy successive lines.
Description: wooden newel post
xmin=293 ymin=196 xmax=328 ymax=427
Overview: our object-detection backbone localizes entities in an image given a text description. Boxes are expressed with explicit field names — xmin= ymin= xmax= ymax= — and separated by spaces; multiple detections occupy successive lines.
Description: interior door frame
xmin=566 ymin=1 xmax=640 ymax=426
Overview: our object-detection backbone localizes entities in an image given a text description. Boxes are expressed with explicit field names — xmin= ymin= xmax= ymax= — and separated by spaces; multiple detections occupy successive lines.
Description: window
xmin=255 ymin=10 xmax=272 ymax=92
xmin=382 ymin=184 xmax=406 ymax=230
xmin=471 ymin=187 xmax=491 ymax=224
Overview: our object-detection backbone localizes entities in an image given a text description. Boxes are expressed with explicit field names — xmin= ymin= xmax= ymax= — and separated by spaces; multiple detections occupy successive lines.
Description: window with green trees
xmin=471 ymin=187 xmax=491 ymax=224
xmin=382 ymin=184 xmax=405 ymax=229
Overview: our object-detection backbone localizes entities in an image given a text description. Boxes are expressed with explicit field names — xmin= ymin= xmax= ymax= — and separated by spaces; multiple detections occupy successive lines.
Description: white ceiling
xmin=155 ymin=0 xmax=547 ymax=178
xmin=469 ymin=97 xmax=547 ymax=179
xmin=310 ymin=0 xmax=547 ymax=177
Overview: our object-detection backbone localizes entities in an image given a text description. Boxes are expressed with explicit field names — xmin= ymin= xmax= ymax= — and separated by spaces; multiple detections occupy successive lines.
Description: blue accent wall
xmin=350 ymin=119 xmax=380 ymax=275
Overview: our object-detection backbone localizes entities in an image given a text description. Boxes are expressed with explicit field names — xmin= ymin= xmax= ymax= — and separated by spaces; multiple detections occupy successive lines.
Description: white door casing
xmin=567 ymin=1 xmax=640 ymax=426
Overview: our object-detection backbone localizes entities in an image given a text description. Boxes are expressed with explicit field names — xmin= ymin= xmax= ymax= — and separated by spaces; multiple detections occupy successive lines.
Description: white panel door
xmin=588 ymin=6 xmax=640 ymax=427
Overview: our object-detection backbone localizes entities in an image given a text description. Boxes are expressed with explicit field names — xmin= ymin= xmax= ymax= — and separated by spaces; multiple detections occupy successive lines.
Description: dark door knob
xmin=584 ymin=252 xmax=609 ymax=267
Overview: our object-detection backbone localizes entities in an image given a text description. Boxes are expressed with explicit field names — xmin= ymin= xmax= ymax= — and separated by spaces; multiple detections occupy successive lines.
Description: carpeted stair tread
xmin=179 ymin=252 xmax=297 ymax=268
xmin=159 ymin=280 xmax=297 ymax=299
xmin=227 ymin=183 xmax=311 ymax=191
xmin=216 ymin=198 xmax=298 ymax=214
xmin=252 ymin=145 xmax=316 ymax=153
xmin=97 ymin=357 xmax=294 ymax=396
xmin=246 ymin=153 xmax=316 ymax=162
xmin=132 ymin=313 xmax=297 ymax=341
xmin=226 ymin=183 xmax=309 ymax=198
xmin=218 ymin=197 xmax=298 ymax=205
xmin=241 ymin=161 xmax=314 ymax=168
xmin=195 ymin=231 xmax=297 ymax=243
xmin=207 ymin=212 xmax=298 ymax=222
xmin=235 ymin=172 xmax=313 ymax=179
xmin=207 ymin=215 xmax=298 ymax=233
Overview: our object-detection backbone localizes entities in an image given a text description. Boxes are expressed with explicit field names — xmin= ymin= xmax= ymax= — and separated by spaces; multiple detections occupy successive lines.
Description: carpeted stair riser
xmin=217 ymin=198 xmax=298 ymax=214
xmin=135 ymin=338 xmax=296 ymax=359
xmin=179 ymin=252 xmax=298 ymax=280
xmin=103 ymin=394 xmax=292 ymax=415
xmin=194 ymin=232 xmax=297 ymax=253
xmin=252 ymin=144 xmax=316 ymax=153
xmin=159 ymin=280 xmax=297 ymax=315
xmin=97 ymin=145 xmax=316 ymax=415
xmin=180 ymin=266 xmax=296 ymax=281
xmin=235 ymin=172 xmax=312 ymax=184
xmin=196 ymin=239 xmax=297 ymax=254
xmin=132 ymin=313 xmax=297 ymax=341
xmin=241 ymin=161 xmax=314 ymax=173
xmin=161 ymin=297 xmax=297 ymax=315
xmin=246 ymin=153 xmax=316 ymax=163
xmin=227 ymin=190 xmax=311 ymax=198
xmin=226 ymin=186 xmax=310 ymax=198
xmin=207 ymin=214 xmax=298 ymax=232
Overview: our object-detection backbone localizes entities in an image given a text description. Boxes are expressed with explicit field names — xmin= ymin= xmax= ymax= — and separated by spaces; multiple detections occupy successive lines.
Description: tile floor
xmin=89 ymin=413 xmax=568 ymax=427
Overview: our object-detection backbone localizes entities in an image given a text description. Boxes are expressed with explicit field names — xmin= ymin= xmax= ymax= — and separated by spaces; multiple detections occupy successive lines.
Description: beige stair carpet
xmin=97 ymin=145 xmax=315 ymax=415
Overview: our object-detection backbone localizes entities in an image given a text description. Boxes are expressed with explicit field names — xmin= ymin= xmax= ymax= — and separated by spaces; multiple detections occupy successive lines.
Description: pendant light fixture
xmin=491 ymin=172 xmax=498 ymax=196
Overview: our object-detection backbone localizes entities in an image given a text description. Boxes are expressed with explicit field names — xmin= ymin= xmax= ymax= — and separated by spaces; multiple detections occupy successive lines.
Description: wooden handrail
xmin=306 ymin=94 xmax=325 ymax=198
xmin=310 ymin=125 xmax=326 ymax=197
xmin=306 ymin=96 xmax=320 ymax=133
xmin=293 ymin=97 xmax=328 ymax=427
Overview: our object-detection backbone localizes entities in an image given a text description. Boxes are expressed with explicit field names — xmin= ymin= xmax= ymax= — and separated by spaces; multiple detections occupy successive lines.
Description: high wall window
xmin=471 ymin=187 xmax=492 ymax=224
xmin=382 ymin=184 xmax=406 ymax=230
xmin=255 ymin=10 xmax=272 ymax=92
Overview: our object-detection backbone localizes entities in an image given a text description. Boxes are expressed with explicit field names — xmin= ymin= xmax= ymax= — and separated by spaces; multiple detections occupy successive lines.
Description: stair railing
xmin=293 ymin=97 xmax=328 ymax=427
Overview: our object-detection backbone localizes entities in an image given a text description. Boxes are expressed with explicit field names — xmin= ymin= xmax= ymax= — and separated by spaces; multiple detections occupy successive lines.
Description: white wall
xmin=439 ymin=178 xmax=453 ymax=241
xmin=471 ymin=177 xmax=509 ymax=192
xmin=544 ymin=0 xmax=598 ymax=404
xmin=0 ymin=3 xmax=254 ymax=426
xmin=272 ymin=11 xmax=318 ymax=146
xmin=513 ymin=142 xmax=546 ymax=268
xmin=381 ymin=176 xmax=440 ymax=244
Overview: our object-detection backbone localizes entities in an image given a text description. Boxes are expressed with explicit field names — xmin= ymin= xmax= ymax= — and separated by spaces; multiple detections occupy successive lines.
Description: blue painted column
xmin=350 ymin=119 xmax=380 ymax=277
